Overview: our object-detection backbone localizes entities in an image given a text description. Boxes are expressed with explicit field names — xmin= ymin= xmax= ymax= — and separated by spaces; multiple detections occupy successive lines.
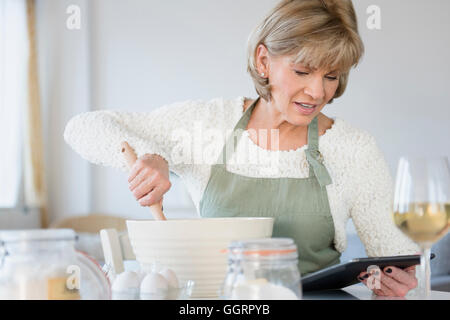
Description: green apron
xmin=199 ymin=97 xmax=341 ymax=275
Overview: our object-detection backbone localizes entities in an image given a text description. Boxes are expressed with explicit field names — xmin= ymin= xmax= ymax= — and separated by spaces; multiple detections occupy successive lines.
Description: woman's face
xmin=257 ymin=45 xmax=340 ymax=126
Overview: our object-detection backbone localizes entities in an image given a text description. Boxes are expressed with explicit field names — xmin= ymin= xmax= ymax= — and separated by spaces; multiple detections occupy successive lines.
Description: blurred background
xmin=0 ymin=0 xmax=449 ymax=287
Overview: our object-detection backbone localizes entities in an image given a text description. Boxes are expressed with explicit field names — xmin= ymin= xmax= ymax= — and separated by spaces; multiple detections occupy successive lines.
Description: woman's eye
xmin=295 ymin=70 xmax=338 ymax=81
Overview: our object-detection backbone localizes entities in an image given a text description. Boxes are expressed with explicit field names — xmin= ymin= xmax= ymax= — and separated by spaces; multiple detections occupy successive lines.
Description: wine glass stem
xmin=420 ymin=247 xmax=432 ymax=300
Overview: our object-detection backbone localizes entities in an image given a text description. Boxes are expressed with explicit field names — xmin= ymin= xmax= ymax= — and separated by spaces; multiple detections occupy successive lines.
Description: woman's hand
xmin=128 ymin=153 xmax=171 ymax=207
xmin=358 ymin=265 xmax=419 ymax=297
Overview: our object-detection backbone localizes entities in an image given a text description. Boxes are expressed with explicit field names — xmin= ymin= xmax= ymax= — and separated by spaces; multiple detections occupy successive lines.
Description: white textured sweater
xmin=64 ymin=96 xmax=420 ymax=257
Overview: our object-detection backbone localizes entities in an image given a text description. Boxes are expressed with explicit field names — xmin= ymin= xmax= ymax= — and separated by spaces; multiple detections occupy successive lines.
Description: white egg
xmin=159 ymin=268 xmax=179 ymax=289
xmin=111 ymin=271 xmax=140 ymax=292
xmin=140 ymin=272 xmax=169 ymax=300
xmin=136 ymin=269 xmax=148 ymax=282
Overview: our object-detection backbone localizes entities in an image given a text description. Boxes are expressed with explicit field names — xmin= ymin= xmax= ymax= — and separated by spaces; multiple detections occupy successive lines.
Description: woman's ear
xmin=256 ymin=44 xmax=270 ymax=75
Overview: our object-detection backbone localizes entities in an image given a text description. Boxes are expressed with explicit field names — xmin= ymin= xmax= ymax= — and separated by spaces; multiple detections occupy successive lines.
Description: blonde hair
xmin=246 ymin=0 xmax=364 ymax=103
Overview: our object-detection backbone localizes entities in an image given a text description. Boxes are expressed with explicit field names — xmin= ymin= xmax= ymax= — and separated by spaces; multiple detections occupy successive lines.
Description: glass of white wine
xmin=393 ymin=156 xmax=450 ymax=299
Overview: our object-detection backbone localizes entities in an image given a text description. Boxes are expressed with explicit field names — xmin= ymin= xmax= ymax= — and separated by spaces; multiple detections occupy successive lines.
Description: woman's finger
xmin=383 ymin=266 xmax=418 ymax=290
xmin=129 ymin=169 xmax=148 ymax=191
xmin=380 ymin=271 xmax=410 ymax=297
xmin=378 ymin=282 xmax=398 ymax=296
xmin=369 ymin=283 xmax=385 ymax=296
xmin=372 ymin=288 xmax=385 ymax=296
xmin=128 ymin=160 xmax=145 ymax=182
xmin=138 ymin=185 xmax=165 ymax=207
xmin=133 ymin=177 xmax=157 ymax=200
xmin=404 ymin=265 xmax=416 ymax=272
xmin=359 ymin=275 xmax=391 ymax=296
xmin=357 ymin=271 xmax=368 ymax=280
xmin=404 ymin=265 xmax=418 ymax=276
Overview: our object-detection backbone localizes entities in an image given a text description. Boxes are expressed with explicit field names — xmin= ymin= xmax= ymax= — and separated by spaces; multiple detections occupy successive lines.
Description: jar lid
xmin=0 ymin=229 xmax=77 ymax=244
xmin=227 ymin=238 xmax=298 ymax=260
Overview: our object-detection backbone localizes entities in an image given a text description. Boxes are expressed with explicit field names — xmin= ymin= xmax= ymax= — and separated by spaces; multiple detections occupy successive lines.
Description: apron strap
xmin=305 ymin=116 xmax=332 ymax=188
xmin=216 ymin=97 xmax=260 ymax=166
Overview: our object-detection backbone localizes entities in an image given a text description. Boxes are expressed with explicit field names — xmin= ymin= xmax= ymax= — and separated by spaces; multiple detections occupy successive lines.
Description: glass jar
xmin=0 ymin=229 xmax=111 ymax=300
xmin=220 ymin=238 xmax=302 ymax=300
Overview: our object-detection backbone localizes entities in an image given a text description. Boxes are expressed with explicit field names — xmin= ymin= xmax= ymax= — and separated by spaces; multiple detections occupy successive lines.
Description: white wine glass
xmin=393 ymin=156 xmax=450 ymax=299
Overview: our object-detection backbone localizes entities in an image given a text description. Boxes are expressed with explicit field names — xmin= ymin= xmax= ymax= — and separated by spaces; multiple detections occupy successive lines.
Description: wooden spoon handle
xmin=121 ymin=141 xmax=166 ymax=221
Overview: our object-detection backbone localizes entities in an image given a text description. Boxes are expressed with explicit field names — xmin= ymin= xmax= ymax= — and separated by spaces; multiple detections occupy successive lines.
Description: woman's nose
xmin=304 ymin=77 xmax=325 ymax=101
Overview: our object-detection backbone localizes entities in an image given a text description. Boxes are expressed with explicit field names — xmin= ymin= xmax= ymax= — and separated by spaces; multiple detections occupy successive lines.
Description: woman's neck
xmin=243 ymin=97 xmax=334 ymax=151
xmin=244 ymin=98 xmax=309 ymax=151
xmin=254 ymin=97 xmax=307 ymax=134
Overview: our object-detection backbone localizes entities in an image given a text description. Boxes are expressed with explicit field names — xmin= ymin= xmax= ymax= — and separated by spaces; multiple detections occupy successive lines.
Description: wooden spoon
xmin=121 ymin=141 xmax=166 ymax=221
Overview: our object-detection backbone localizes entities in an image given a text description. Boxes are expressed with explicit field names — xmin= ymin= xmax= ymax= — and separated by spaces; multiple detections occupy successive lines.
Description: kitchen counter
xmin=190 ymin=283 xmax=449 ymax=300
xmin=302 ymin=283 xmax=450 ymax=300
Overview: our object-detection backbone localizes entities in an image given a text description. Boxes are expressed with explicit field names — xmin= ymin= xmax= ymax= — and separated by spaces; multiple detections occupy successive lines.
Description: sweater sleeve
xmin=63 ymin=98 xmax=207 ymax=177
xmin=348 ymin=133 xmax=420 ymax=257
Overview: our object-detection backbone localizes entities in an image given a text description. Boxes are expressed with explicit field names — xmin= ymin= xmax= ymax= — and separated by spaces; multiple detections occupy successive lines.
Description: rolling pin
xmin=121 ymin=141 xmax=166 ymax=220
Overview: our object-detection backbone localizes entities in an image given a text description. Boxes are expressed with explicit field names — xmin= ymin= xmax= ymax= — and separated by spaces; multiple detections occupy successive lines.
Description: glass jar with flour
xmin=220 ymin=238 xmax=302 ymax=300
xmin=0 ymin=229 xmax=110 ymax=299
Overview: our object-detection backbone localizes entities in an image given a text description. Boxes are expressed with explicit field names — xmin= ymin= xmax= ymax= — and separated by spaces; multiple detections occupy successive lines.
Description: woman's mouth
xmin=294 ymin=102 xmax=317 ymax=115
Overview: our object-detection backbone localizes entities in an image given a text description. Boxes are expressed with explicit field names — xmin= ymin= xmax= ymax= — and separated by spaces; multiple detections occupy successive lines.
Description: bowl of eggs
xmin=126 ymin=217 xmax=274 ymax=298
xmin=111 ymin=266 xmax=194 ymax=300
xmin=140 ymin=267 xmax=194 ymax=300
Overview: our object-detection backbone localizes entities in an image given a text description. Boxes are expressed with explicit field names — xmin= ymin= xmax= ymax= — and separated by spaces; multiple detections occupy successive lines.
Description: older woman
xmin=64 ymin=0 xmax=420 ymax=297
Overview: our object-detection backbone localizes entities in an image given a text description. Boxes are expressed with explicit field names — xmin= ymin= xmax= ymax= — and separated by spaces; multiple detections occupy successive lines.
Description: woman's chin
xmin=288 ymin=116 xmax=315 ymax=127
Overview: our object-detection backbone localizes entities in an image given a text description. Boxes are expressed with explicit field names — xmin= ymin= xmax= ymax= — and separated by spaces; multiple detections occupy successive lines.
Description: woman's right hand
xmin=128 ymin=153 xmax=172 ymax=207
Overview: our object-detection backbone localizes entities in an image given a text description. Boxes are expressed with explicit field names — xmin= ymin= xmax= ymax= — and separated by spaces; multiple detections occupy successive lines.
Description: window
xmin=0 ymin=0 xmax=28 ymax=208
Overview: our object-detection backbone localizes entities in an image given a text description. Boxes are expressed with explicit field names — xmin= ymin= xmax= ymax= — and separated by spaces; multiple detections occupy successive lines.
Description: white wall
xmin=36 ymin=0 xmax=92 ymax=224
xmin=87 ymin=0 xmax=277 ymax=219
xmin=329 ymin=0 xmax=450 ymax=173
xmin=36 ymin=0 xmax=450 ymax=230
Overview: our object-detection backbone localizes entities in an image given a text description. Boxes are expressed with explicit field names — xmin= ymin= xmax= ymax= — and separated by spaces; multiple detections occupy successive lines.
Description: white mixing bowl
xmin=126 ymin=217 xmax=274 ymax=298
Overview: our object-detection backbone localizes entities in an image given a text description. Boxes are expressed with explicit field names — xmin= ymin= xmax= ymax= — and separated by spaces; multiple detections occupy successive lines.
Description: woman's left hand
xmin=358 ymin=265 xmax=419 ymax=297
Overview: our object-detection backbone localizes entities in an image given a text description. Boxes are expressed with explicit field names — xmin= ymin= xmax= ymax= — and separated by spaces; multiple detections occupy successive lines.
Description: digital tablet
xmin=301 ymin=253 xmax=436 ymax=292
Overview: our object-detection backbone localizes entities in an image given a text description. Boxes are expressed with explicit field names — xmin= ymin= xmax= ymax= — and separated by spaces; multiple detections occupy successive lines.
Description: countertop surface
xmin=189 ymin=283 xmax=450 ymax=300
xmin=302 ymin=283 xmax=450 ymax=300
